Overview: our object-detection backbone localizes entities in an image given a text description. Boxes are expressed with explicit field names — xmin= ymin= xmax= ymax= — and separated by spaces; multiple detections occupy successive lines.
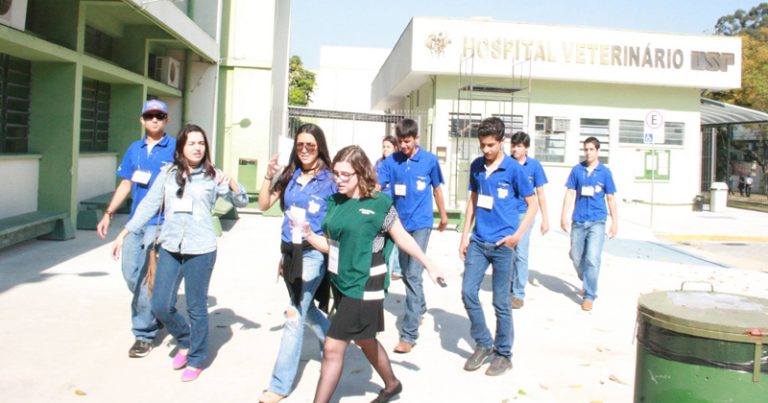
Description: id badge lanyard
xmin=476 ymin=170 xmax=494 ymax=210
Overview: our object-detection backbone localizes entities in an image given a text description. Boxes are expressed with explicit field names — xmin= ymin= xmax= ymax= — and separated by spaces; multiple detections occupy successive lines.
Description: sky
xmin=290 ymin=0 xmax=759 ymax=69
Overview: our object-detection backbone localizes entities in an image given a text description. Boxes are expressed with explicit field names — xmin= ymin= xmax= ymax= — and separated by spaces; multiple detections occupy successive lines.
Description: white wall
xmin=0 ymin=157 xmax=39 ymax=219
xmin=77 ymin=155 xmax=118 ymax=203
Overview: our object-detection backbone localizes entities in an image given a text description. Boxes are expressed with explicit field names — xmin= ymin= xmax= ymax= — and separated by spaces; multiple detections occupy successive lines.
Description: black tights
xmin=313 ymin=336 xmax=399 ymax=403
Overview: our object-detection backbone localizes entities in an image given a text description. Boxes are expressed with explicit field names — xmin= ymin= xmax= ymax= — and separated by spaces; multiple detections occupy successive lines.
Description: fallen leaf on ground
xmin=518 ymin=389 xmax=527 ymax=395
xmin=569 ymin=384 xmax=582 ymax=389
xmin=539 ymin=384 xmax=549 ymax=390
xmin=608 ymin=374 xmax=627 ymax=385
xmin=74 ymin=390 xmax=86 ymax=396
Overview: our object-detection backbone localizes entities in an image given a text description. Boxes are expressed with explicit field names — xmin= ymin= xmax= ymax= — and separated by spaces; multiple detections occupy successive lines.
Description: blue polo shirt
xmin=281 ymin=168 xmax=337 ymax=243
xmin=469 ymin=154 xmax=534 ymax=243
xmin=116 ymin=134 xmax=176 ymax=222
xmin=374 ymin=158 xmax=393 ymax=198
xmin=515 ymin=156 xmax=548 ymax=214
xmin=378 ymin=147 xmax=444 ymax=232
xmin=565 ymin=161 xmax=617 ymax=222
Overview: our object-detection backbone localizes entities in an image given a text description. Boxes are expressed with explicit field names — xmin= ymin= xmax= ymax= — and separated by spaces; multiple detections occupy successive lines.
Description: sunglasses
xmin=333 ymin=170 xmax=356 ymax=182
xmin=295 ymin=142 xmax=317 ymax=152
xmin=142 ymin=112 xmax=168 ymax=120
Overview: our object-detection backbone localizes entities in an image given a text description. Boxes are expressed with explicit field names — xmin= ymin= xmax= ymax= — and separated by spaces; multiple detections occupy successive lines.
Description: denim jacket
xmin=125 ymin=165 xmax=249 ymax=254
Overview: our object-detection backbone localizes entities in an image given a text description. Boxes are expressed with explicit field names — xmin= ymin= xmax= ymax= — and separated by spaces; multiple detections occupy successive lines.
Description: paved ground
xmin=0 ymin=202 xmax=766 ymax=402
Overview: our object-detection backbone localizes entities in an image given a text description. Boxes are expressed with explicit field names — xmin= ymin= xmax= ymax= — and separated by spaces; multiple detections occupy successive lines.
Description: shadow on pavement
xmin=528 ymin=270 xmax=581 ymax=304
xmin=429 ymin=307 xmax=472 ymax=359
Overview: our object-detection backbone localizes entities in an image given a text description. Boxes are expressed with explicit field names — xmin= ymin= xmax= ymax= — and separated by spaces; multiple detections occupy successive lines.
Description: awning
xmin=701 ymin=98 xmax=768 ymax=126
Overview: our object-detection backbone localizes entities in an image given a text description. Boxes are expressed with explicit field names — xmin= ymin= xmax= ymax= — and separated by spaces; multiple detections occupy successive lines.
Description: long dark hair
xmin=273 ymin=123 xmax=332 ymax=211
xmin=174 ymin=124 xmax=216 ymax=198
xmin=333 ymin=145 xmax=378 ymax=199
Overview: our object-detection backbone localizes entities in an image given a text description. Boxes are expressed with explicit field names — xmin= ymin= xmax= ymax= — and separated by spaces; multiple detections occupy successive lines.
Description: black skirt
xmin=327 ymin=290 xmax=384 ymax=341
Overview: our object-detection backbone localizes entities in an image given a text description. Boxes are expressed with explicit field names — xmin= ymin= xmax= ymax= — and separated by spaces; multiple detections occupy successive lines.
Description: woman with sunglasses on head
xmin=257 ymin=124 xmax=336 ymax=403
xmin=111 ymin=124 xmax=248 ymax=382
xmin=304 ymin=145 xmax=445 ymax=403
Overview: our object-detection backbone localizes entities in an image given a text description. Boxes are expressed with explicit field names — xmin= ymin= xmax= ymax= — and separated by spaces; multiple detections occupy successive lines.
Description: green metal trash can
xmin=634 ymin=283 xmax=768 ymax=402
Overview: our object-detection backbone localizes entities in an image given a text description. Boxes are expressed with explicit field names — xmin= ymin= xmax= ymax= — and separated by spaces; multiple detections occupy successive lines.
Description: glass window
xmin=0 ymin=53 xmax=31 ymax=153
xmin=534 ymin=116 xmax=566 ymax=163
xmin=491 ymin=114 xmax=524 ymax=137
xmin=80 ymin=78 xmax=111 ymax=152
xmin=619 ymin=119 xmax=685 ymax=146
xmin=448 ymin=112 xmax=481 ymax=138
xmin=579 ymin=118 xmax=610 ymax=164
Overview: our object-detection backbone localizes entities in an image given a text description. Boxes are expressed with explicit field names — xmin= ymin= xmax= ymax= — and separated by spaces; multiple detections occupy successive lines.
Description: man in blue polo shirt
xmin=97 ymin=99 xmax=176 ymax=357
xmin=509 ymin=131 xmax=550 ymax=309
xmin=459 ymin=117 xmax=536 ymax=376
xmin=560 ymin=136 xmax=618 ymax=312
xmin=378 ymin=118 xmax=449 ymax=354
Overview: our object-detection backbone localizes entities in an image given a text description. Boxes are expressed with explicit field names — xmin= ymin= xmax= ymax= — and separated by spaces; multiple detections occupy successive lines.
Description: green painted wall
xmin=28 ymin=62 xmax=82 ymax=225
xmin=110 ymin=84 xmax=146 ymax=168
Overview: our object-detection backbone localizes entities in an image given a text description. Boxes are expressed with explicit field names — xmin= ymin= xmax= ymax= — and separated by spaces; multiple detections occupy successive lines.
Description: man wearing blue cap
xmin=97 ymin=99 xmax=176 ymax=357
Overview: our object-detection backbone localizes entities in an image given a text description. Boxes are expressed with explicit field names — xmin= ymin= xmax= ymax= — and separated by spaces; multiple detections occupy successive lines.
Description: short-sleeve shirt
xmin=469 ymin=154 xmax=534 ymax=243
xmin=377 ymin=147 xmax=444 ymax=232
xmin=515 ymin=156 xmax=548 ymax=214
xmin=116 ymin=134 xmax=176 ymax=222
xmin=565 ymin=161 xmax=617 ymax=222
xmin=280 ymin=168 xmax=337 ymax=243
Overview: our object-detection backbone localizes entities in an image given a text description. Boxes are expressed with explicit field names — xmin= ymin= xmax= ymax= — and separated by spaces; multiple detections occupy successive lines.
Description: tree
xmin=288 ymin=55 xmax=316 ymax=106
xmin=715 ymin=3 xmax=768 ymax=39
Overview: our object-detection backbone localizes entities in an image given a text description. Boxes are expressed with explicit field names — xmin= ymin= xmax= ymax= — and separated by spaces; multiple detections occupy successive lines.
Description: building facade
xmin=371 ymin=17 xmax=742 ymax=210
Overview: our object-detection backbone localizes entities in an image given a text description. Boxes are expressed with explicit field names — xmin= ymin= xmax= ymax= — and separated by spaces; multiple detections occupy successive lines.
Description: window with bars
xmin=448 ymin=112 xmax=481 ymax=138
xmin=80 ymin=78 xmax=111 ymax=152
xmin=491 ymin=114 xmax=524 ymax=137
xmin=534 ymin=116 xmax=566 ymax=163
xmin=618 ymin=120 xmax=685 ymax=146
xmin=84 ymin=26 xmax=114 ymax=61
xmin=579 ymin=118 xmax=610 ymax=164
xmin=0 ymin=53 xmax=32 ymax=153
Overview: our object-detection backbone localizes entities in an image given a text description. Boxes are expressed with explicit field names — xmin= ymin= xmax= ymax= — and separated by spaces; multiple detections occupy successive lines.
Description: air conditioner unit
xmin=0 ymin=0 xmax=28 ymax=31
xmin=542 ymin=117 xmax=553 ymax=133
xmin=553 ymin=118 xmax=570 ymax=132
xmin=154 ymin=56 xmax=181 ymax=88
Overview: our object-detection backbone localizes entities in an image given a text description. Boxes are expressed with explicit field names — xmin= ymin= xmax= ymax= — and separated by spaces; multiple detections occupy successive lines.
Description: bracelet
xmin=264 ymin=175 xmax=273 ymax=181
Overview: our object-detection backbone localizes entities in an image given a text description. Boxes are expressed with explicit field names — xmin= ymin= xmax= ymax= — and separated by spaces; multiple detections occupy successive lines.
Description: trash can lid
xmin=638 ymin=290 xmax=768 ymax=339
xmin=710 ymin=182 xmax=729 ymax=190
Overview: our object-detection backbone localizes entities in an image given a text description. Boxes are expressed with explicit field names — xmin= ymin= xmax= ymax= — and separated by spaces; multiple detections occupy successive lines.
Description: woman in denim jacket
xmin=112 ymin=124 xmax=248 ymax=382
xmin=256 ymin=123 xmax=336 ymax=403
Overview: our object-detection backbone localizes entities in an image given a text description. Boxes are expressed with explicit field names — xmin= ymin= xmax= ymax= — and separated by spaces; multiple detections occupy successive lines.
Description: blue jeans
xmin=269 ymin=249 xmax=329 ymax=396
xmin=151 ymin=248 xmax=217 ymax=369
xmin=511 ymin=213 xmax=533 ymax=299
xmin=388 ymin=245 xmax=402 ymax=277
xmin=121 ymin=224 xmax=160 ymax=342
xmin=461 ymin=237 xmax=515 ymax=358
xmin=569 ymin=220 xmax=606 ymax=301
xmin=398 ymin=228 xmax=431 ymax=344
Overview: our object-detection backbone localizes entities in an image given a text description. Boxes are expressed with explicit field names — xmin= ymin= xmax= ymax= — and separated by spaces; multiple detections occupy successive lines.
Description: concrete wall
xmin=0 ymin=156 xmax=39 ymax=219
xmin=77 ymin=154 xmax=118 ymax=203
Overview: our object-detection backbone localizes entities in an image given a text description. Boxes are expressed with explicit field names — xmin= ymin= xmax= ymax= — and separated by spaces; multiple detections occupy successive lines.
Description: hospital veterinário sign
xmin=411 ymin=18 xmax=741 ymax=90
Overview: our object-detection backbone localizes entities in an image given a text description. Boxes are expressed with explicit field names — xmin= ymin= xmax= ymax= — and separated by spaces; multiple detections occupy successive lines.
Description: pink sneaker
xmin=181 ymin=367 xmax=202 ymax=382
xmin=173 ymin=352 xmax=188 ymax=370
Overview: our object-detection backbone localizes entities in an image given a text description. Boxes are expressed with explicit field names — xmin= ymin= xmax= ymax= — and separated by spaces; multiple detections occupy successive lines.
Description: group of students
xmin=99 ymin=101 xmax=618 ymax=403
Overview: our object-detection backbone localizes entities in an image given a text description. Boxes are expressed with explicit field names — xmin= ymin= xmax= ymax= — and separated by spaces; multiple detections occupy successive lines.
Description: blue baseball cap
xmin=142 ymin=99 xmax=169 ymax=114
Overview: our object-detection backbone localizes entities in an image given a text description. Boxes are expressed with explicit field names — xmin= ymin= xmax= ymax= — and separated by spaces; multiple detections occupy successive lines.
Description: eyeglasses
xmin=142 ymin=112 xmax=168 ymax=120
xmin=333 ymin=170 xmax=357 ymax=182
xmin=295 ymin=142 xmax=317 ymax=152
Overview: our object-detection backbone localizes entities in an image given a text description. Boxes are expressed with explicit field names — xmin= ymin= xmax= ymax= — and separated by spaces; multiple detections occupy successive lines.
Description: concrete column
xmin=28 ymin=62 xmax=82 ymax=228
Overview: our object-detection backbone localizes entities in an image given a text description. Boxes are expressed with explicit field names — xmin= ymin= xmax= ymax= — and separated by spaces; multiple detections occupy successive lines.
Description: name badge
xmin=308 ymin=200 xmax=320 ymax=214
xmin=174 ymin=198 xmax=193 ymax=213
xmin=131 ymin=170 xmax=151 ymax=185
xmin=394 ymin=184 xmax=407 ymax=196
xmin=477 ymin=194 xmax=494 ymax=210
xmin=581 ymin=186 xmax=595 ymax=197
xmin=328 ymin=239 xmax=340 ymax=274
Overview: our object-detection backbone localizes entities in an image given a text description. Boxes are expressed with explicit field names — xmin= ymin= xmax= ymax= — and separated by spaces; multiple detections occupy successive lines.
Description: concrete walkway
xmin=0 ymin=203 xmax=766 ymax=402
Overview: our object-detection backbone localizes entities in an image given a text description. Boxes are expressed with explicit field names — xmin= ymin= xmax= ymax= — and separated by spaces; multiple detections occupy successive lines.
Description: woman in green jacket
xmin=304 ymin=145 xmax=445 ymax=403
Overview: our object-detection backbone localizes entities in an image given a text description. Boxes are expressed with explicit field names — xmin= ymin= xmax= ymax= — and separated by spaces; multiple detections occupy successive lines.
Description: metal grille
xmin=619 ymin=120 xmax=685 ymax=146
xmin=579 ymin=118 xmax=610 ymax=164
xmin=0 ymin=53 xmax=31 ymax=153
xmin=80 ymin=78 xmax=110 ymax=152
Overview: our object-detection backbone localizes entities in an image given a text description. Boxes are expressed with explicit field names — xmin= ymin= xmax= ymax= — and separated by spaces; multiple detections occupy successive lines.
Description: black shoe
xmin=485 ymin=355 xmax=512 ymax=376
xmin=371 ymin=381 xmax=402 ymax=403
xmin=129 ymin=340 xmax=152 ymax=358
xmin=463 ymin=345 xmax=493 ymax=371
